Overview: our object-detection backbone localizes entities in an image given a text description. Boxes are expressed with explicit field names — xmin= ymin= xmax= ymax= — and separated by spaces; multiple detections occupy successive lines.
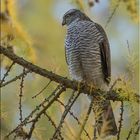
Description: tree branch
xmin=0 ymin=45 xmax=139 ymax=103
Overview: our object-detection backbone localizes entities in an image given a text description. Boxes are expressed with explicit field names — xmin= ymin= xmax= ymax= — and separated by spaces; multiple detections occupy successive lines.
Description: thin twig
xmin=44 ymin=112 xmax=57 ymax=129
xmin=105 ymin=0 xmax=121 ymax=28
xmin=51 ymin=90 xmax=76 ymax=139
xmin=27 ymin=86 xmax=65 ymax=140
xmin=32 ymin=80 xmax=52 ymax=99
xmin=56 ymin=99 xmax=91 ymax=140
xmin=58 ymin=101 xmax=76 ymax=140
xmin=126 ymin=120 xmax=140 ymax=140
xmin=126 ymin=40 xmax=131 ymax=54
xmin=134 ymin=126 xmax=140 ymax=137
xmin=19 ymin=68 xmax=26 ymax=123
xmin=117 ymin=101 xmax=124 ymax=140
xmin=0 ymin=70 xmax=30 ymax=87
xmin=51 ymin=91 xmax=80 ymax=139
xmin=43 ymin=111 xmax=64 ymax=140
xmin=0 ymin=61 xmax=15 ymax=85
xmin=126 ymin=127 xmax=132 ymax=140
xmin=77 ymin=97 xmax=94 ymax=139
xmin=4 ymin=85 xmax=61 ymax=138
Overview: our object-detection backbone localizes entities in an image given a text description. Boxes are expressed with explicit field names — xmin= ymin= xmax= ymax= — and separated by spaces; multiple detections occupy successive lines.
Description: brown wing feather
xmin=95 ymin=23 xmax=111 ymax=84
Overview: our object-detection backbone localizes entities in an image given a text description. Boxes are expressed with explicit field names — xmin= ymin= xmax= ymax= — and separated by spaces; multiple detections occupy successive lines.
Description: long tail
xmin=93 ymin=99 xmax=118 ymax=138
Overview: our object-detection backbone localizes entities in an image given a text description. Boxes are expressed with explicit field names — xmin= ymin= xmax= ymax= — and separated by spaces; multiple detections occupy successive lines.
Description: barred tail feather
xmin=93 ymin=100 xmax=118 ymax=138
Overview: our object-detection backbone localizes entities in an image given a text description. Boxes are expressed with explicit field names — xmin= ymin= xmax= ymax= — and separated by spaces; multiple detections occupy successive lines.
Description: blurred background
xmin=1 ymin=0 xmax=139 ymax=139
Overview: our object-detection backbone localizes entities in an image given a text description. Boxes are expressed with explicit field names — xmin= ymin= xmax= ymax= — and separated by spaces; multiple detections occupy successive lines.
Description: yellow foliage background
xmin=1 ymin=0 xmax=139 ymax=140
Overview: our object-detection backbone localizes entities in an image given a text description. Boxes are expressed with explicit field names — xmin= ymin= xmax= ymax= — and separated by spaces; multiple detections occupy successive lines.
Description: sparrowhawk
xmin=62 ymin=9 xmax=117 ymax=138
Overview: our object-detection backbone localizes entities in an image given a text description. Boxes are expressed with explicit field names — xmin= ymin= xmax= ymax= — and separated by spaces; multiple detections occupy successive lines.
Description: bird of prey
xmin=62 ymin=9 xmax=117 ymax=138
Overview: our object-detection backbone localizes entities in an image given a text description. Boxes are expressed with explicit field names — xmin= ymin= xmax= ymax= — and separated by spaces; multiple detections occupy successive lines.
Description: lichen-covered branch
xmin=0 ymin=45 xmax=139 ymax=103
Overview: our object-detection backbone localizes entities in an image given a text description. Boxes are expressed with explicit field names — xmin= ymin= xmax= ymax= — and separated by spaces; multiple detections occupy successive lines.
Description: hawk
xmin=62 ymin=9 xmax=117 ymax=137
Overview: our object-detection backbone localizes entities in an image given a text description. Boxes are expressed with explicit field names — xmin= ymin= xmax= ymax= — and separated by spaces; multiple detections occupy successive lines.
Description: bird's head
xmin=62 ymin=9 xmax=91 ymax=26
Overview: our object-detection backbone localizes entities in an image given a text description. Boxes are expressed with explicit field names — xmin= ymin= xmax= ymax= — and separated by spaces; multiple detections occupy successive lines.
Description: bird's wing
xmin=95 ymin=23 xmax=111 ymax=84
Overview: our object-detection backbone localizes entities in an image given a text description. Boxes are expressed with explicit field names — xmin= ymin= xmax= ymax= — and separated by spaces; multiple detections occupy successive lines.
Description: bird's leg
xmin=89 ymin=84 xmax=96 ymax=96
xmin=77 ymin=82 xmax=80 ymax=93
xmin=77 ymin=81 xmax=83 ymax=93
xmin=77 ymin=80 xmax=96 ymax=96
xmin=76 ymin=80 xmax=87 ymax=93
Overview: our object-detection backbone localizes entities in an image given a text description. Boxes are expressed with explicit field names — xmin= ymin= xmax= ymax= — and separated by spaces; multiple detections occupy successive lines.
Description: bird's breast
xmin=65 ymin=21 xmax=105 ymax=87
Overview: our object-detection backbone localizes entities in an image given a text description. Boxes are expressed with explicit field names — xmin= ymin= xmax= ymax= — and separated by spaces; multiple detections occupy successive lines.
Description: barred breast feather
xmin=65 ymin=20 xmax=108 ymax=88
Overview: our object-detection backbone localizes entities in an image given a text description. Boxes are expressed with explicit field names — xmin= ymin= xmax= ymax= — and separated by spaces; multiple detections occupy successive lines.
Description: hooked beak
xmin=62 ymin=19 xmax=66 ymax=26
